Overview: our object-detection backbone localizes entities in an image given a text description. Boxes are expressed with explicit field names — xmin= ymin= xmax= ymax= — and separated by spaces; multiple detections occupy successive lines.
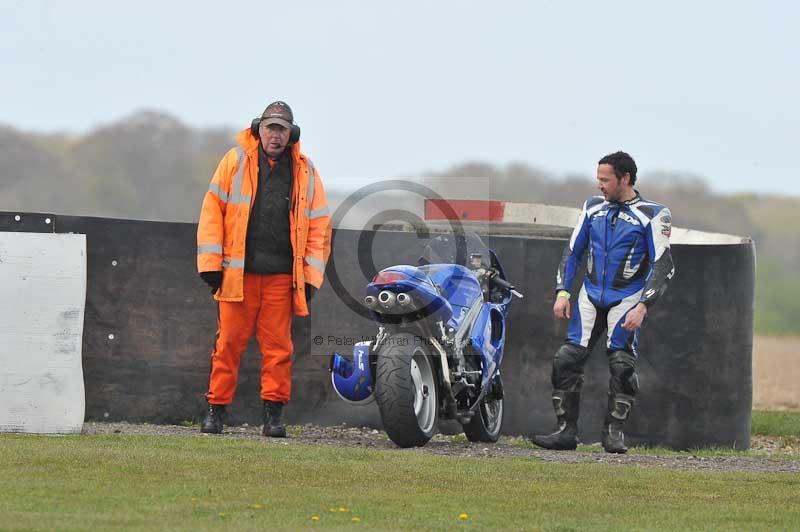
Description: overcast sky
xmin=2 ymin=0 xmax=798 ymax=196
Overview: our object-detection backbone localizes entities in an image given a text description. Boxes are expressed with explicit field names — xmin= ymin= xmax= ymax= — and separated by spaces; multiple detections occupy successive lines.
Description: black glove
xmin=200 ymin=271 xmax=223 ymax=294
xmin=305 ymin=284 xmax=317 ymax=303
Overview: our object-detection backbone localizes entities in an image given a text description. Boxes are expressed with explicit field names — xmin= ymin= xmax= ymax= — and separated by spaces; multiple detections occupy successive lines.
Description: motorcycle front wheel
xmin=463 ymin=394 xmax=504 ymax=443
xmin=375 ymin=333 xmax=439 ymax=448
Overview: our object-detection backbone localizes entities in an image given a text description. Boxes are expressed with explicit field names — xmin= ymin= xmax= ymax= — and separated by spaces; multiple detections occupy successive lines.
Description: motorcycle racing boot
xmin=262 ymin=400 xmax=287 ymax=438
xmin=601 ymin=393 xmax=634 ymax=454
xmin=200 ymin=403 xmax=226 ymax=434
xmin=531 ymin=390 xmax=580 ymax=450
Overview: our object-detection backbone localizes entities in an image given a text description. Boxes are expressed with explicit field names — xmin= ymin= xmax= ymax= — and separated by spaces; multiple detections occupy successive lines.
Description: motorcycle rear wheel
xmin=375 ymin=333 xmax=439 ymax=448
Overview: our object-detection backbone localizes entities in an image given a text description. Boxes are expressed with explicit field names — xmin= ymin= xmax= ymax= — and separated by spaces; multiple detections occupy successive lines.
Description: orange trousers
xmin=205 ymin=272 xmax=294 ymax=405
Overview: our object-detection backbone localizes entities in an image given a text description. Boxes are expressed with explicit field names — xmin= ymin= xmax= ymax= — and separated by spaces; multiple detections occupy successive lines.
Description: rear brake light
xmin=372 ymin=271 xmax=408 ymax=284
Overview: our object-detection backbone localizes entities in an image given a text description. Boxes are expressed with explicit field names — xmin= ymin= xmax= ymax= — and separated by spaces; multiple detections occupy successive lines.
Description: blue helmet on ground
xmin=329 ymin=342 xmax=375 ymax=404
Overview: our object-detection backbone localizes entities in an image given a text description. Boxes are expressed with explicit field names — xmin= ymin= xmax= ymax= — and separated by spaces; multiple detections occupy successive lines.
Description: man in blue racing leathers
xmin=531 ymin=151 xmax=674 ymax=453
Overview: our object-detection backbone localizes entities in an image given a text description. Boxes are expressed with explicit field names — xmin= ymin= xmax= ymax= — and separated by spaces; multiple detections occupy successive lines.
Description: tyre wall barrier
xmin=0 ymin=212 xmax=754 ymax=449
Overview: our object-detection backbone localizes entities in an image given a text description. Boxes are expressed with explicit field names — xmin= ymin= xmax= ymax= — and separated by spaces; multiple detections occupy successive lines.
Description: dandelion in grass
xmin=339 ymin=507 xmax=348 ymax=512
xmin=311 ymin=515 xmax=320 ymax=522
xmin=351 ymin=516 xmax=361 ymax=522
xmin=458 ymin=513 xmax=469 ymax=521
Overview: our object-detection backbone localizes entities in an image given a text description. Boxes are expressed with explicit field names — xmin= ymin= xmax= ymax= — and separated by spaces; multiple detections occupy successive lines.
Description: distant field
xmin=753 ymin=335 xmax=800 ymax=410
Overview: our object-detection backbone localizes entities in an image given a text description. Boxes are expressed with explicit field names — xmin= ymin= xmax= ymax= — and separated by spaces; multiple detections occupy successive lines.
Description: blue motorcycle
xmin=330 ymin=232 xmax=523 ymax=447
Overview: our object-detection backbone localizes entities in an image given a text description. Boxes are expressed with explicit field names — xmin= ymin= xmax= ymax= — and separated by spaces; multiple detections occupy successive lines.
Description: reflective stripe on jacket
xmin=197 ymin=129 xmax=331 ymax=316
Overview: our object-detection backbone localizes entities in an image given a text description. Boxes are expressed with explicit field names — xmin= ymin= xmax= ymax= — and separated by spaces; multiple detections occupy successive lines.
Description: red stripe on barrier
xmin=424 ymin=199 xmax=506 ymax=221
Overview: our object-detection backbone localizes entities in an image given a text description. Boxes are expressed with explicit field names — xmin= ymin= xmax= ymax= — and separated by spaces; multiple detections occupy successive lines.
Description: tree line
xmin=2 ymin=110 xmax=797 ymax=335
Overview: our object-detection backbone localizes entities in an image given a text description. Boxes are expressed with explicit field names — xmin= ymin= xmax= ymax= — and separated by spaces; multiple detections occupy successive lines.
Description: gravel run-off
xmin=82 ymin=422 xmax=800 ymax=474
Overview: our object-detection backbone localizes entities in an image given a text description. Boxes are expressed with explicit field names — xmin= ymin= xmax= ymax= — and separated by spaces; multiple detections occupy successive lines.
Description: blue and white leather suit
xmin=557 ymin=193 xmax=674 ymax=356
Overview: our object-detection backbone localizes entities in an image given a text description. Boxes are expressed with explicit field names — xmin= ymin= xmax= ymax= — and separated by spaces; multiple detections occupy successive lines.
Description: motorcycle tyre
xmin=463 ymin=395 xmax=504 ymax=443
xmin=375 ymin=333 xmax=439 ymax=448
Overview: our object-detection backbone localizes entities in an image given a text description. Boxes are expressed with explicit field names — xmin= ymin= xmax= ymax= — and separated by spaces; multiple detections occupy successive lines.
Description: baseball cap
xmin=260 ymin=101 xmax=294 ymax=129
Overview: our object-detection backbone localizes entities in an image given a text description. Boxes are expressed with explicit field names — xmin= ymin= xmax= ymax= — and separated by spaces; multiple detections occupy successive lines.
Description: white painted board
xmin=0 ymin=232 xmax=86 ymax=433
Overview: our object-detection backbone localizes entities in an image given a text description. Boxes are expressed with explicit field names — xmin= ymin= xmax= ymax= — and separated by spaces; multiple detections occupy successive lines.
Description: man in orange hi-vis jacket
xmin=196 ymin=101 xmax=331 ymax=437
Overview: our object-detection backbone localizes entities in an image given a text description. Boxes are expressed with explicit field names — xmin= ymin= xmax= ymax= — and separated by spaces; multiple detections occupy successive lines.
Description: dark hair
xmin=598 ymin=151 xmax=637 ymax=186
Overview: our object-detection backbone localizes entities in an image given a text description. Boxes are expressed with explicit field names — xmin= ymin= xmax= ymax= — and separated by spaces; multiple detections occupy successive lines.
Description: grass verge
xmin=752 ymin=410 xmax=800 ymax=437
xmin=1 ymin=433 xmax=799 ymax=531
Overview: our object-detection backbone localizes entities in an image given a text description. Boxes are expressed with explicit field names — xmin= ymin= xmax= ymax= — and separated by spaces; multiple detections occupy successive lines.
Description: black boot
xmin=531 ymin=391 xmax=580 ymax=450
xmin=262 ymin=400 xmax=287 ymax=438
xmin=602 ymin=393 xmax=634 ymax=454
xmin=200 ymin=403 xmax=226 ymax=434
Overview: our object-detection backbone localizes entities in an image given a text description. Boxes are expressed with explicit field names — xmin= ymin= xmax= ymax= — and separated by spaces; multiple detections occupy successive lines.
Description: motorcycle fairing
xmin=469 ymin=304 xmax=507 ymax=388
xmin=366 ymin=265 xmax=454 ymax=322
xmin=419 ymin=263 xmax=483 ymax=330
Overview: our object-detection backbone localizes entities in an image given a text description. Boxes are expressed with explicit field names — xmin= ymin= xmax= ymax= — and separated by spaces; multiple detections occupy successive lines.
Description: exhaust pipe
xmin=364 ymin=295 xmax=377 ymax=309
xmin=378 ymin=290 xmax=396 ymax=309
xmin=396 ymin=292 xmax=414 ymax=309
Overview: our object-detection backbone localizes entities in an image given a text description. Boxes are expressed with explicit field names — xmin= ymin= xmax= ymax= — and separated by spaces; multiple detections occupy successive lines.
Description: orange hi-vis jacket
xmin=197 ymin=129 xmax=331 ymax=316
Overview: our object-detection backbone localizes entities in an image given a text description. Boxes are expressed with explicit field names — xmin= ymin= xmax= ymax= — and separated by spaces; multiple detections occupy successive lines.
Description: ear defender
xmin=250 ymin=118 xmax=301 ymax=144
xmin=289 ymin=124 xmax=301 ymax=144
